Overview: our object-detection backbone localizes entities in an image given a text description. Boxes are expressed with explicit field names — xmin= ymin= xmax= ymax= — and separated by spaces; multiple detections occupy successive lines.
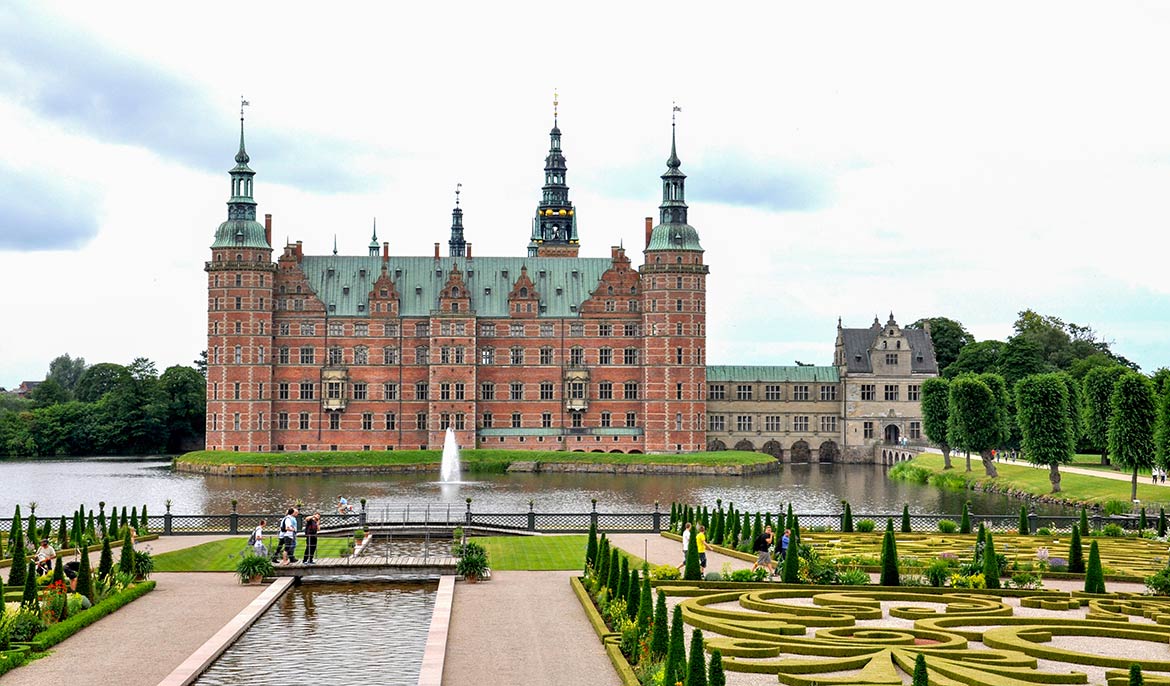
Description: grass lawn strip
xmin=474 ymin=535 xmax=588 ymax=570
xmin=152 ymin=537 xmax=350 ymax=571
xmin=177 ymin=448 xmax=772 ymax=469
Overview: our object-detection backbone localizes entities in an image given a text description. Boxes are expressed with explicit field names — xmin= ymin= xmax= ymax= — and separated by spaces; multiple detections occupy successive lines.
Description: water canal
xmin=0 ymin=456 xmax=1069 ymax=517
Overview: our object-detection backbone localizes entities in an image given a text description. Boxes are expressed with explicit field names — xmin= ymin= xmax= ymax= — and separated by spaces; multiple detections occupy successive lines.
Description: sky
xmin=1 ymin=1 xmax=1169 ymax=388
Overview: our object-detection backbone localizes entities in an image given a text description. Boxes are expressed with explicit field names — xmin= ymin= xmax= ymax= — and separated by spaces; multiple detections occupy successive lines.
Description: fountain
xmin=440 ymin=427 xmax=461 ymax=483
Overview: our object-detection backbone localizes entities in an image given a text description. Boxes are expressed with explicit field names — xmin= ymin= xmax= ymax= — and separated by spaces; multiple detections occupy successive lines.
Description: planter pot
xmin=464 ymin=574 xmax=478 ymax=584
xmin=248 ymin=574 xmax=263 ymax=584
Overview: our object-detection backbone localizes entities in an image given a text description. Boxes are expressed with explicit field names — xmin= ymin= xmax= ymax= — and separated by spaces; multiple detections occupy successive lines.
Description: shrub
xmin=879 ymin=519 xmax=899 ymax=587
xmin=913 ymin=653 xmax=928 ymax=686
xmin=888 ymin=462 xmax=932 ymax=483
xmin=1084 ymin=540 xmax=1106 ymax=593
xmin=683 ymin=536 xmax=701 ymax=581
xmin=686 ymin=628 xmax=707 ymax=686
xmin=1102 ymin=523 xmax=1124 ymax=537
xmin=725 ymin=568 xmax=767 ymax=582
xmin=1019 ymin=505 xmax=1030 ymax=535
xmin=925 ymin=559 xmax=952 ymax=587
xmin=1010 ymin=572 xmax=1043 ymax=589
xmin=650 ymin=590 xmax=668 ymax=660
xmin=982 ymin=532 xmax=1001 ymax=589
xmin=6 ymin=610 xmax=46 ymax=642
xmin=1131 ymin=664 xmax=1144 ymax=686
xmin=118 ymin=528 xmax=134 ymax=575
xmin=1068 ymin=525 xmax=1085 ymax=573
xmin=1037 ymin=527 xmax=1053 ymax=536
xmin=937 ymin=520 xmax=958 ymax=534
xmin=75 ymin=547 xmax=94 ymax=602
xmin=842 ymin=502 xmax=854 ymax=533
xmin=649 ymin=564 xmax=681 ymax=581
xmin=856 ymin=519 xmax=876 ymax=533
xmin=901 ymin=505 xmax=911 ymax=533
xmin=456 ymin=542 xmax=489 ymax=580
xmin=709 ymin=648 xmax=726 ymax=686
xmin=1103 ymin=500 xmax=1129 ymax=516
xmin=1081 ymin=507 xmax=1090 ymax=534
xmin=665 ymin=605 xmax=686 ymax=686
xmin=950 ymin=572 xmax=986 ymax=589
xmin=960 ymin=502 xmax=971 ymax=534
xmin=235 ymin=553 xmax=275 ymax=583
xmin=837 ymin=568 xmax=869 ymax=585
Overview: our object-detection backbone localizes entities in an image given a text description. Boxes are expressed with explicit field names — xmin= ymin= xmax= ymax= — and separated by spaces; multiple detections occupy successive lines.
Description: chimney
xmin=264 ymin=214 xmax=272 ymax=247
xmin=434 ymin=242 xmax=440 ymax=259
xmin=295 ymin=240 xmax=303 ymax=263
xmin=644 ymin=217 xmax=653 ymax=248
xmin=382 ymin=241 xmax=389 ymax=263
xmin=466 ymin=242 xmax=473 ymax=259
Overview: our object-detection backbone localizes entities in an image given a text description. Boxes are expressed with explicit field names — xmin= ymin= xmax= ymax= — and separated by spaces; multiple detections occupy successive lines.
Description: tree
xmin=75 ymin=363 xmax=132 ymax=403
xmin=46 ymin=354 xmax=87 ymax=392
xmin=1055 ymin=372 xmax=1083 ymax=446
xmin=626 ymin=567 xmax=640 ymax=620
xmin=686 ymin=628 xmax=707 ymax=686
xmin=947 ymin=375 xmax=1007 ymax=477
xmin=912 ymin=653 xmax=929 ymax=686
xmin=651 ymin=590 xmax=669 ymax=659
xmin=8 ymin=507 xmax=25 ymax=586
xmin=943 ymin=340 xmax=1003 ymax=379
xmin=901 ymin=505 xmax=911 ymax=533
xmin=20 ymin=562 xmax=37 ymax=610
xmin=159 ymin=365 xmax=207 ymax=452
xmin=998 ymin=336 xmax=1049 ymax=388
xmin=98 ymin=535 xmax=114 ymax=579
xmin=1084 ymin=540 xmax=1105 ymax=593
xmin=1015 ymin=373 xmax=1075 ymax=492
xmin=194 ymin=349 xmax=208 ymax=377
xmin=585 ymin=517 xmax=598 ymax=575
xmin=1153 ymin=368 xmax=1170 ymax=399
xmin=1018 ymin=505 xmax=1030 ymax=535
xmin=879 ymin=519 xmax=899 ymax=586
xmin=684 ymin=535 xmax=702 ymax=581
xmin=606 ymin=548 xmax=620 ymax=595
xmin=1156 ymin=382 xmax=1170 ymax=475
xmin=842 ymin=502 xmax=854 ymax=533
xmin=119 ymin=528 xmax=135 ymax=575
xmin=960 ymin=502 xmax=971 ymax=534
xmin=982 ymin=531 xmax=1000 ymax=589
xmin=1108 ymin=372 xmax=1157 ymax=502
xmin=910 ymin=317 xmax=974 ymax=372
xmin=1082 ymin=365 xmax=1127 ymax=465
xmin=782 ymin=529 xmax=801 ymax=583
xmin=636 ymin=574 xmax=652 ymax=642
xmin=29 ymin=378 xmax=70 ymax=407
xmin=666 ymin=605 xmax=687 ymax=686
xmin=76 ymin=546 xmax=94 ymax=602
xmin=709 ymin=649 xmax=726 ymax=686
xmin=1130 ymin=664 xmax=1144 ymax=686
xmin=921 ymin=378 xmax=953 ymax=469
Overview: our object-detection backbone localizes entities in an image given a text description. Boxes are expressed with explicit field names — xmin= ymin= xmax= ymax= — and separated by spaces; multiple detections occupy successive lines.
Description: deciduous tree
xmin=921 ymin=378 xmax=953 ymax=469
xmin=909 ymin=317 xmax=974 ymax=372
xmin=1108 ymin=372 xmax=1157 ymax=503
xmin=947 ymin=375 xmax=1008 ymax=477
xmin=1082 ymin=365 xmax=1127 ymax=465
xmin=1015 ymin=373 xmax=1075 ymax=492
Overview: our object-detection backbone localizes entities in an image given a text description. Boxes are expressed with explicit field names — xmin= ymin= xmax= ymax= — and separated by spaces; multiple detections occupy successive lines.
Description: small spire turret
xmin=529 ymin=91 xmax=578 ymax=257
xmin=369 ymin=218 xmax=379 ymax=256
xmin=449 ymin=183 xmax=467 ymax=257
xmin=658 ymin=103 xmax=688 ymax=226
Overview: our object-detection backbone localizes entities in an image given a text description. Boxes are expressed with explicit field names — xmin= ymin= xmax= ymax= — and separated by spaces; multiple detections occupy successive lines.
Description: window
xmin=820 ymin=416 xmax=837 ymax=433
xmin=440 ymin=383 xmax=451 ymax=400
xmin=599 ymin=382 xmax=613 ymax=400
xmin=328 ymin=347 xmax=343 ymax=366
xmin=480 ymin=383 xmax=495 ymax=400
xmin=233 ymin=382 xmax=241 ymax=399
xmin=235 ymin=321 xmax=242 ymax=334
xmin=384 ymin=322 xmax=400 ymax=337
xmin=624 ymin=382 xmax=639 ymax=400
xmin=329 ymin=322 xmax=343 ymax=336
xmin=708 ymin=415 xmax=726 ymax=432
xmin=300 ymin=382 xmax=314 ymax=400
xmin=278 ymin=412 xmax=289 ymax=430
xmin=675 ymin=413 xmax=683 ymax=430
xmin=455 ymin=413 xmax=466 ymax=430
xmin=861 ymin=384 xmax=876 ymax=401
xmin=571 ymin=412 xmax=583 ymax=428
xmin=440 ymin=322 xmax=452 ymax=336
xmin=353 ymin=382 xmax=367 ymax=400
xmin=736 ymin=385 xmax=753 ymax=400
xmin=480 ymin=323 xmax=496 ymax=337
xmin=511 ymin=412 xmax=522 ymax=428
xmin=765 ymin=385 xmax=782 ymax=401
xmin=909 ymin=421 xmax=922 ymax=440
xmin=416 ymin=346 xmax=429 ymax=364
xmin=884 ymin=384 xmax=899 ymax=401
xmin=383 ymin=382 xmax=398 ymax=400
xmin=885 ymin=353 xmax=898 ymax=366
xmin=736 ymin=415 xmax=753 ymax=432
xmin=326 ymin=381 xmax=342 ymax=400
xmin=508 ymin=322 xmax=524 ymax=337
xmin=793 ymin=416 xmax=809 ymax=432
xmin=416 ymin=323 xmax=429 ymax=337
xmin=539 ymin=347 xmax=553 ymax=364
xmin=278 ymin=347 xmax=290 ymax=364
xmin=676 ymin=383 xmax=684 ymax=400
xmin=510 ymin=382 xmax=524 ymax=400
xmin=570 ymin=322 xmax=584 ymax=336
xmin=361 ymin=412 xmax=373 ymax=430
xmin=599 ymin=323 xmax=612 ymax=337
xmin=793 ymin=385 xmax=809 ymax=401
xmin=540 ymin=382 xmax=554 ymax=400
xmin=907 ymin=385 xmax=921 ymax=401
xmin=257 ymin=346 xmax=265 ymax=364
xmin=568 ymin=381 xmax=585 ymax=400
xmin=625 ymin=412 xmax=637 ymax=427
xmin=481 ymin=413 xmax=493 ymax=428
xmin=863 ymin=421 xmax=874 ymax=439
xmin=416 ymin=382 xmax=428 ymax=400
xmin=599 ymin=347 xmax=612 ymax=365
xmin=623 ymin=348 xmax=639 ymax=365
xmin=383 ymin=347 xmax=399 ymax=364
xmin=675 ymin=347 xmax=684 ymax=364
xmin=439 ymin=413 xmax=451 ymax=430
xmin=541 ymin=412 xmax=552 ymax=428
xmin=676 ymin=323 xmax=683 ymax=336
xmin=278 ymin=383 xmax=290 ymax=400
xmin=235 ymin=296 xmax=242 ymax=310
xmin=624 ymin=323 xmax=640 ymax=337
xmin=385 ymin=413 xmax=397 ymax=430
xmin=601 ymin=411 xmax=611 ymax=428
xmin=299 ymin=412 xmax=311 ymax=430
xmin=480 ymin=347 xmax=495 ymax=365
xmin=765 ymin=415 xmax=782 ymax=432
xmin=355 ymin=322 xmax=368 ymax=336
xmin=300 ymin=322 xmax=314 ymax=336
xmin=570 ymin=347 xmax=584 ymax=365
xmin=540 ymin=323 xmax=554 ymax=337
xmin=708 ymin=384 xmax=726 ymax=400
xmin=510 ymin=347 xmax=524 ymax=365
xmin=354 ymin=346 xmax=368 ymax=365
xmin=455 ymin=383 xmax=465 ymax=400
xmin=440 ymin=347 xmax=451 ymax=364
xmin=234 ymin=346 xmax=243 ymax=364
xmin=820 ymin=385 xmax=838 ymax=401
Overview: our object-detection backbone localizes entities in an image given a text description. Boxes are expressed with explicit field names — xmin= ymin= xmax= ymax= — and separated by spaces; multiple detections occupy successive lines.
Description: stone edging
xmin=416 ymin=575 xmax=456 ymax=686
xmin=157 ymin=577 xmax=295 ymax=686
xmin=174 ymin=459 xmax=779 ymax=477
xmin=569 ymin=575 xmax=639 ymax=686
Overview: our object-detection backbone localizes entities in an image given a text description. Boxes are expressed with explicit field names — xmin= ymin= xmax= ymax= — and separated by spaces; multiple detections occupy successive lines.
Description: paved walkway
xmin=924 ymin=448 xmax=1170 ymax=487
xmin=609 ymin=532 xmax=752 ymax=575
xmin=443 ymin=570 xmax=621 ymax=686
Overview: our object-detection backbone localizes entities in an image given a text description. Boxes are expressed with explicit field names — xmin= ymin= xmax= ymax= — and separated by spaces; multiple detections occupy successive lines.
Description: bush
xmin=1068 ymin=525 xmax=1085 ymax=574
xmin=1037 ymin=527 xmax=1053 ymax=536
xmin=235 ymin=553 xmax=275 ymax=583
xmin=132 ymin=550 xmax=153 ymax=580
xmin=723 ymin=568 xmax=767 ymax=582
xmin=837 ymin=569 xmax=869 ymax=585
xmin=950 ymin=572 xmax=986 ymax=589
xmin=879 ymin=520 xmax=899 ymax=587
xmin=925 ymin=559 xmax=952 ymax=587
xmin=1102 ymin=523 xmax=1125 ymax=537
xmin=888 ymin=462 xmax=932 ymax=483
xmin=649 ymin=564 xmax=681 ymax=581
xmin=25 ymin=581 xmax=154 ymax=651
xmin=1010 ymin=572 xmax=1043 ymax=590
xmin=1084 ymin=540 xmax=1106 ymax=593
xmin=937 ymin=520 xmax=958 ymax=534
xmin=6 ymin=610 xmax=45 ymax=642
xmin=1103 ymin=500 xmax=1129 ymax=516
xmin=856 ymin=519 xmax=876 ymax=533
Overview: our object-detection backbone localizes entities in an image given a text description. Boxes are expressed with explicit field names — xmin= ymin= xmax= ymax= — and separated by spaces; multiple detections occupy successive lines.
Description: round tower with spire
xmin=206 ymin=100 xmax=275 ymax=452
xmin=529 ymin=93 xmax=579 ymax=257
xmin=640 ymin=109 xmax=708 ymax=453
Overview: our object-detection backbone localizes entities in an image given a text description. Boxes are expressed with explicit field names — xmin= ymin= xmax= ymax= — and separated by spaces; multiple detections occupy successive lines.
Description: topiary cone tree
xmin=1019 ymin=505 xmax=1030 ymax=535
xmin=651 ymin=589 xmax=669 ymax=659
xmin=901 ymin=505 xmax=911 ymax=533
xmin=1068 ymin=524 xmax=1085 ymax=574
xmin=617 ymin=556 xmax=630 ymax=601
xmin=880 ymin=518 xmax=900 ymax=586
xmin=52 ymin=555 xmax=65 ymax=586
xmin=709 ymin=648 xmax=726 ymax=686
xmin=960 ymin=502 xmax=971 ymax=534
xmin=1161 ymin=508 xmax=1168 ymax=538
xmin=636 ymin=573 xmax=652 ymax=637
xmin=585 ymin=516 xmax=598 ymax=575
xmin=626 ymin=567 xmax=640 ymax=620
xmin=1108 ymin=372 xmax=1157 ymax=503
xmin=76 ymin=548 xmax=94 ymax=602
xmin=1080 ymin=506 xmax=1090 ymax=535
xmin=20 ymin=561 xmax=37 ymax=610
xmin=1084 ymin=540 xmax=1106 ymax=593
xmin=57 ymin=515 xmax=68 ymax=549
xmin=98 ymin=535 xmax=114 ymax=580
xmin=1141 ymin=508 xmax=1149 ymax=531
xmin=8 ymin=518 xmax=27 ymax=587
xmin=912 ymin=653 xmax=929 ymax=686
xmin=1130 ymin=663 xmax=1144 ymax=686
xmin=842 ymin=502 xmax=854 ymax=533
xmin=607 ymin=548 xmax=621 ymax=595
xmin=983 ymin=531 xmax=1001 ymax=589
xmin=684 ymin=534 xmax=702 ymax=581
xmin=119 ymin=527 xmax=135 ymax=575
xmin=7 ymin=505 xmax=21 ymax=558
xmin=666 ymin=604 xmax=687 ymax=686
xmin=686 ymin=628 xmax=708 ymax=686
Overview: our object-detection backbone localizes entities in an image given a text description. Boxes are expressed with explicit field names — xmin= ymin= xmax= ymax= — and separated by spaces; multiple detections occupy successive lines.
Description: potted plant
xmin=235 ymin=553 xmax=275 ymax=584
xmin=132 ymin=550 xmax=154 ymax=581
xmin=456 ymin=541 xmax=489 ymax=583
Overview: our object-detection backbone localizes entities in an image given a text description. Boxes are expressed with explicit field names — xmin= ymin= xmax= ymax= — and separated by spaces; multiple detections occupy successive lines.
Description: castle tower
xmin=641 ymin=111 xmax=708 ymax=452
xmin=449 ymin=185 xmax=467 ymax=257
xmin=528 ymin=94 xmax=579 ymax=257
xmin=205 ymin=102 xmax=275 ymax=451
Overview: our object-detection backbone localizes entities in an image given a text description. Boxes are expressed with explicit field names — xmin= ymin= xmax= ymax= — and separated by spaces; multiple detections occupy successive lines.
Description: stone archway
xmin=707 ymin=439 xmax=727 ymax=452
xmin=762 ymin=440 xmax=784 ymax=459
xmin=734 ymin=439 xmax=755 ymax=452
xmin=791 ymin=440 xmax=811 ymax=462
xmin=818 ymin=440 xmax=840 ymax=463
xmin=884 ymin=424 xmax=901 ymax=445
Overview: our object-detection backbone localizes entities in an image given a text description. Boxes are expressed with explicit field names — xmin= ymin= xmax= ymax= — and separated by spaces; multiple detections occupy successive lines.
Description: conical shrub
xmin=20 ymin=562 xmax=37 ymax=610
xmin=606 ymin=548 xmax=620 ymax=594
xmin=901 ymin=505 xmax=911 ymax=533
xmin=98 ymin=536 xmax=114 ymax=580
xmin=684 ymin=535 xmax=702 ymax=580
xmin=709 ymin=648 xmax=726 ymax=686
xmin=1080 ymin=507 xmax=1089 ymax=535
xmin=636 ymin=572 xmax=652 ymax=636
xmin=626 ymin=567 xmax=640 ymax=620
xmin=880 ymin=518 xmax=900 ymax=586
xmin=912 ymin=653 xmax=929 ymax=686
xmin=1068 ymin=525 xmax=1085 ymax=574
xmin=585 ymin=517 xmax=598 ymax=575
xmin=686 ymin=628 xmax=707 ymax=686
xmin=616 ymin=556 xmax=629 ymax=600
xmin=782 ymin=529 xmax=801 ymax=583
xmin=7 ymin=505 xmax=22 ymax=557
xmin=666 ymin=604 xmax=686 ymax=686
xmin=140 ymin=505 xmax=149 ymax=534
xmin=52 ymin=556 xmax=65 ymax=586
xmin=8 ymin=520 xmax=27 ymax=587
xmin=1019 ymin=505 xmax=1030 ymax=535
xmin=57 ymin=515 xmax=68 ymax=549
xmin=842 ymin=502 xmax=854 ymax=533
xmin=1084 ymin=540 xmax=1106 ymax=593
xmin=960 ymin=502 xmax=971 ymax=534
xmin=983 ymin=531 xmax=1000 ymax=589
xmin=1129 ymin=663 xmax=1144 ymax=686
xmin=76 ymin=547 xmax=94 ymax=602
xmin=651 ymin=589 xmax=669 ymax=659
xmin=1160 ymin=508 xmax=1167 ymax=538
xmin=118 ymin=528 xmax=135 ymax=575
xmin=1140 ymin=508 xmax=1148 ymax=530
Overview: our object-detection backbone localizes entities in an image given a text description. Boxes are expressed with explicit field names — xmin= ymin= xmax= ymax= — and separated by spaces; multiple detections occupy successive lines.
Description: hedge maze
xmin=653 ymin=582 xmax=1170 ymax=686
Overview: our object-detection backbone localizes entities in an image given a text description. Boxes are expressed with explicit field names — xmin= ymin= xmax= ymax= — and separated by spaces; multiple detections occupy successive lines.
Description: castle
xmin=205 ymin=107 xmax=937 ymax=460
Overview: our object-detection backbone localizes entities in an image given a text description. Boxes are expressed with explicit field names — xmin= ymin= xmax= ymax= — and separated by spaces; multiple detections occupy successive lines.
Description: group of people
xmin=251 ymin=507 xmax=321 ymax=565
xmin=991 ymin=448 xmax=1019 ymax=462
xmin=33 ymin=538 xmax=94 ymax=591
xmin=676 ymin=522 xmax=792 ymax=577
xmin=1153 ymin=468 xmax=1168 ymax=484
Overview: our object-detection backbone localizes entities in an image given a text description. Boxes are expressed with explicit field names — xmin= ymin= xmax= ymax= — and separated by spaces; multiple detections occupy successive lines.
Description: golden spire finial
xmin=554 ymin=89 xmax=559 ymax=124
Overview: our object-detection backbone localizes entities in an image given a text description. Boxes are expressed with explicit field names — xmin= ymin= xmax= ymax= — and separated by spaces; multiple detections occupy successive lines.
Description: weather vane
xmin=455 ymin=182 xmax=462 ymax=206
xmin=554 ymin=90 xmax=559 ymax=123
xmin=240 ymin=95 xmax=250 ymax=120
xmin=672 ymin=101 xmax=681 ymax=124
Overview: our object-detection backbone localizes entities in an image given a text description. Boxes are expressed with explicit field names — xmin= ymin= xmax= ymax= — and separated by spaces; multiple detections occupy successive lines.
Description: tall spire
xmin=659 ymin=103 xmax=687 ymax=226
xmin=212 ymin=98 xmax=269 ymax=249
xmin=369 ymin=218 xmax=379 ymax=256
xmin=333 ymin=234 xmax=338 ymax=256
xmin=449 ymin=183 xmax=467 ymax=257
xmin=529 ymin=91 xmax=578 ymax=257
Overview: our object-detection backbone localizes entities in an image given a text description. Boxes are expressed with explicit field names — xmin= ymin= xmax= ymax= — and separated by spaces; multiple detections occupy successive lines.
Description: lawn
xmin=153 ymin=536 xmax=352 ymax=571
xmin=176 ymin=448 xmax=773 ymax=469
xmin=904 ymin=453 xmax=1170 ymax=506
xmin=472 ymin=534 xmax=646 ymax=571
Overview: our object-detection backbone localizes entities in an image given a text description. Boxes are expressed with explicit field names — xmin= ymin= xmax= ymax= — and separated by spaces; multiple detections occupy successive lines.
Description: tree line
xmin=0 ymin=354 xmax=205 ymax=457
xmin=916 ymin=312 xmax=1169 ymax=499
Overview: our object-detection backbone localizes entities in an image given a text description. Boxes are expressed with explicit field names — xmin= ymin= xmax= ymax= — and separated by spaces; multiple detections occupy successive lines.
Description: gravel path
xmin=443 ymin=571 xmax=621 ymax=686
xmin=608 ymin=532 xmax=756 ymax=575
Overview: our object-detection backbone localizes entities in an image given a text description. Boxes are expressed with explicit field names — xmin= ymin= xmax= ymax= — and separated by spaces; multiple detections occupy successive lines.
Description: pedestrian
xmin=752 ymin=525 xmax=775 ymax=576
xmin=303 ymin=512 xmax=320 ymax=565
xmin=678 ymin=522 xmax=692 ymax=571
xmin=1161 ymin=470 xmax=1166 ymax=485
xmin=695 ymin=525 xmax=708 ymax=576
xmin=779 ymin=528 xmax=791 ymax=561
xmin=250 ymin=519 xmax=267 ymax=557
xmin=35 ymin=538 xmax=56 ymax=575
xmin=278 ymin=507 xmax=299 ymax=564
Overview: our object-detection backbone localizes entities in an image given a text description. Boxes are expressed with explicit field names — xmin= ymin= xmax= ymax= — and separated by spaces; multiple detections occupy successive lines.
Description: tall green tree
xmin=29 ymin=378 xmax=70 ymax=407
xmin=1108 ymin=372 xmax=1157 ymax=502
xmin=947 ymin=375 xmax=1008 ymax=477
xmin=1155 ymin=381 xmax=1170 ymax=475
xmin=943 ymin=340 xmax=1003 ymax=379
xmin=879 ymin=518 xmax=899 ymax=586
xmin=686 ymin=628 xmax=707 ymax=686
xmin=998 ymin=336 xmax=1049 ymax=388
xmin=909 ymin=317 xmax=974 ymax=372
xmin=46 ymin=354 xmax=87 ymax=393
xmin=74 ymin=362 xmax=132 ymax=403
xmin=159 ymin=365 xmax=207 ymax=452
xmin=1084 ymin=540 xmax=1105 ymax=593
xmin=666 ymin=605 xmax=687 ymax=686
xmin=651 ymin=590 xmax=669 ymax=659
xmin=921 ymin=377 xmax=953 ymax=469
xmin=709 ymin=649 xmax=726 ymax=686
xmin=1015 ymin=373 xmax=1075 ymax=492
xmin=1082 ymin=365 xmax=1127 ymax=465
xmin=982 ymin=531 xmax=1000 ymax=589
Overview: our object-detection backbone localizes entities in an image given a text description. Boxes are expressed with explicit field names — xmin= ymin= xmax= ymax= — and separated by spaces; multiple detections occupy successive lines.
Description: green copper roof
xmin=300 ymin=255 xmax=614 ymax=317
xmin=212 ymin=219 xmax=270 ymax=249
xmin=705 ymin=365 xmax=839 ymax=383
xmin=646 ymin=222 xmax=702 ymax=252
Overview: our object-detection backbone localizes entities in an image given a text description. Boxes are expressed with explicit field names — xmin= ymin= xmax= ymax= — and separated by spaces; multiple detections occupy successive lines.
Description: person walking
xmin=779 ymin=528 xmax=791 ymax=562
xmin=278 ymin=507 xmax=299 ymax=564
xmin=303 ymin=512 xmax=320 ymax=565
xmin=250 ymin=519 xmax=267 ymax=557
xmin=752 ymin=526 xmax=775 ymax=576
xmin=695 ymin=525 xmax=708 ymax=577
xmin=678 ymin=522 xmax=692 ymax=571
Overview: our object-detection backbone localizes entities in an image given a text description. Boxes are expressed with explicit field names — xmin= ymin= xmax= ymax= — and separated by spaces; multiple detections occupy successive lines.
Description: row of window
xmin=212 ymin=274 xmax=269 ymax=288
xmin=211 ymin=296 xmax=266 ymax=311
xmin=859 ymin=384 xmax=921 ymax=401
xmin=708 ymin=384 xmax=838 ymax=402
xmin=862 ymin=421 xmax=922 ymax=439
xmin=211 ymin=410 xmax=648 ymax=432
xmin=250 ymin=345 xmax=657 ymax=367
xmin=224 ymin=380 xmax=648 ymax=402
xmin=256 ymin=320 xmax=703 ymax=339
xmin=708 ymin=415 xmax=839 ymax=433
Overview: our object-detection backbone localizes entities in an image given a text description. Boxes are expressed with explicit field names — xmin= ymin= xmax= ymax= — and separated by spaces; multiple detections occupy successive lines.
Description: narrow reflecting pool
xmin=195 ymin=582 xmax=436 ymax=686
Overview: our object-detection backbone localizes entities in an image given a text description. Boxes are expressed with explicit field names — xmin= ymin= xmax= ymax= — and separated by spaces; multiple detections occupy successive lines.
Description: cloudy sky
xmin=2 ymin=1 xmax=1169 ymax=387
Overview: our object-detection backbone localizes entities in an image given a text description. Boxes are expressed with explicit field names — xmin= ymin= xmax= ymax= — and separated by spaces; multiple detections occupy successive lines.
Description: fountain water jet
xmin=440 ymin=427 xmax=461 ymax=483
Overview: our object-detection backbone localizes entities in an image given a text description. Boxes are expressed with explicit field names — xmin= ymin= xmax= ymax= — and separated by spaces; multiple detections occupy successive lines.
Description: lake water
xmin=194 ymin=582 xmax=436 ymax=686
xmin=0 ymin=456 xmax=1069 ymax=518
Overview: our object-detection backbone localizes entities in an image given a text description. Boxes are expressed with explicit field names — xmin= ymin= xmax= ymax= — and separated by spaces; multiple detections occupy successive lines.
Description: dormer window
xmin=415 ymin=286 xmax=422 ymax=295
xmin=502 ymin=270 xmax=509 ymax=279
xmin=327 ymin=268 xmax=334 ymax=277
xmin=343 ymin=286 xmax=350 ymax=295
xmin=484 ymin=287 xmax=492 ymax=295
xmin=520 ymin=287 xmax=528 ymax=298
xmin=539 ymin=270 xmax=546 ymax=278
xmin=452 ymin=287 xmax=460 ymax=297
xmin=379 ymin=289 xmax=388 ymax=297
xmin=435 ymin=269 xmax=442 ymax=277
xmin=328 ymin=304 xmax=336 ymax=312
xmin=555 ymin=287 xmax=563 ymax=296
xmin=395 ymin=269 xmax=402 ymax=278
xmin=359 ymin=269 xmax=366 ymax=278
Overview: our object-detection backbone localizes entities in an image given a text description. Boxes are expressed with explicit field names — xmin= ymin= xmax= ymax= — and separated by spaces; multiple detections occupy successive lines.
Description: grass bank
xmin=176 ymin=448 xmax=773 ymax=471
xmin=153 ymin=536 xmax=352 ymax=571
xmin=893 ymin=453 xmax=1170 ymax=507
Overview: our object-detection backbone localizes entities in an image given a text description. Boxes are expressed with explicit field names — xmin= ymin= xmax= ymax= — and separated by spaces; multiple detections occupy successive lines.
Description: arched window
xmin=235 ymin=254 xmax=242 ymax=262
xmin=520 ymin=287 xmax=528 ymax=297
xmin=452 ymin=287 xmax=460 ymax=297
